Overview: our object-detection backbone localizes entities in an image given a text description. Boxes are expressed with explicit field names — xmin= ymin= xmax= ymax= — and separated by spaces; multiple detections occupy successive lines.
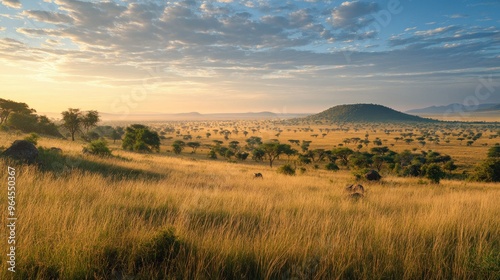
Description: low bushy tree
xmin=277 ymin=164 xmax=295 ymax=176
xmin=172 ymin=140 xmax=185 ymax=154
xmin=325 ymin=162 xmax=339 ymax=171
xmin=471 ymin=159 xmax=500 ymax=182
xmin=122 ymin=124 xmax=160 ymax=153
xmin=425 ymin=164 xmax=445 ymax=184
xmin=487 ymin=145 xmax=500 ymax=158
xmin=471 ymin=145 xmax=500 ymax=182
xmin=207 ymin=149 xmax=217 ymax=159
xmin=331 ymin=147 xmax=354 ymax=166
xmin=86 ymin=139 xmax=111 ymax=157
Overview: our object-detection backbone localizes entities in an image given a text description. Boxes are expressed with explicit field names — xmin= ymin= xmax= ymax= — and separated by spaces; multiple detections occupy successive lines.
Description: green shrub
xmin=171 ymin=140 xmax=185 ymax=155
xmin=404 ymin=163 xmax=423 ymax=177
xmin=122 ymin=124 xmax=160 ymax=153
xmin=425 ymin=164 xmax=445 ymax=184
xmin=487 ymin=145 xmax=500 ymax=158
xmin=37 ymin=147 xmax=66 ymax=172
xmin=470 ymin=158 xmax=500 ymax=182
xmin=86 ymin=140 xmax=112 ymax=157
xmin=325 ymin=162 xmax=339 ymax=171
xmin=207 ymin=149 xmax=217 ymax=159
xmin=134 ymin=228 xmax=182 ymax=272
xmin=351 ymin=168 xmax=370 ymax=180
xmin=277 ymin=164 xmax=295 ymax=176
xmin=24 ymin=132 xmax=39 ymax=145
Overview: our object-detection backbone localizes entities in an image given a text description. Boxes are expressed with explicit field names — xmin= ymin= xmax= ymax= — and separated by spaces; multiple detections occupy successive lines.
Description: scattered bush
xmin=325 ymin=162 xmax=339 ymax=171
xmin=86 ymin=140 xmax=112 ymax=157
xmin=207 ymin=149 xmax=217 ymax=159
xmin=277 ymin=164 xmax=296 ymax=176
xmin=172 ymin=140 xmax=185 ymax=155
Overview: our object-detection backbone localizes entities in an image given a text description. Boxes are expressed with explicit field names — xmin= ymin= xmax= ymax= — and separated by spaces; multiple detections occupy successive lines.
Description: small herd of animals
xmin=254 ymin=173 xmax=366 ymax=199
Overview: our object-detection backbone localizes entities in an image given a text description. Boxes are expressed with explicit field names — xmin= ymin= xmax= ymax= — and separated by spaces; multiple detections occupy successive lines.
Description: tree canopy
xmin=122 ymin=124 xmax=160 ymax=153
xmin=61 ymin=108 xmax=100 ymax=141
xmin=0 ymin=98 xmax=34 ymax=125
xmin=258 ymin=142 xmax=292 ymax=167
xmin=1 ymin=98 xmax=60 ymax=137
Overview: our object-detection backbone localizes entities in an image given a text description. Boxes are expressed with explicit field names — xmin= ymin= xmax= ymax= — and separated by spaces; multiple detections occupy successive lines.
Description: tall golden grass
xmin=1 ymin=143 xmax=498 ymax=279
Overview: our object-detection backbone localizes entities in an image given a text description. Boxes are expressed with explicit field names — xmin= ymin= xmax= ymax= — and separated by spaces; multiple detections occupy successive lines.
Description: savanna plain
xmin=0 ymin=119 xmax=499 ymax=280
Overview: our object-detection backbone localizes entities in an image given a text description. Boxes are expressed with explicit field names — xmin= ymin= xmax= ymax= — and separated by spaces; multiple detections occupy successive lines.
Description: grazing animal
xmin=353 ymin=184 xmax=364 ymax=193
xmin=345 ymin=184 xmax=365 ymax=199
xmin=254 ymin=173 xmax=263 ymax=179
xmin=345 ymin=184 xmax=365 ymax=193
xmin=348 ymin=192 xmax=364 ymax=200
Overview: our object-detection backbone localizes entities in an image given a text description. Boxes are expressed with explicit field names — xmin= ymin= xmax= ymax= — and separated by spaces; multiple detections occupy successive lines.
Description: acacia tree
xmin=82 ymin=110 xmax=100 ymax=133
xmin=0 ymin=98 xmax=34 ymax=125
xmin=331 ymin=147 xmax=354 ymax=166
xmin=61 ymin=108 xmax=100 ymax=141
xmin=258 ymin=142 xmax=292 ymax=168
xmin=61 ymin=108 xmax=83 ymax=141
xmin=187 ymin=141 xmax=200 ymax=153
xmin=172 ymin=140 xmax=185 ymax=154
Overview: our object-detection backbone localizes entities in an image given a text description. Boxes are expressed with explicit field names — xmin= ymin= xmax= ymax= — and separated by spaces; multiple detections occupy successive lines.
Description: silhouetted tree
xmin=82 ymin=110 xmax=100 ymax=133
xmin=0 ymin=98 xmax=34 ymax=125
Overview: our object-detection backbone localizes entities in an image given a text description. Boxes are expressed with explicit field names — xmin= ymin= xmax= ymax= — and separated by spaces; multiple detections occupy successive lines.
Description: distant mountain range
xmin=41 ymin=111 xmax=310 ymax=121
xmin=39 ymin=103 xmax=497 ymax=123
xmin=406 ymin=103 xmax=500 ymax=114
xmin=305 ymin=104 xmax=437 ymax=123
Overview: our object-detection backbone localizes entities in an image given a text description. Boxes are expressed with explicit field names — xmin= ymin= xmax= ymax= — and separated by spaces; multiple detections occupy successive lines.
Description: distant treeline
xmin=0 ymin=98 xmax=61 ymax=137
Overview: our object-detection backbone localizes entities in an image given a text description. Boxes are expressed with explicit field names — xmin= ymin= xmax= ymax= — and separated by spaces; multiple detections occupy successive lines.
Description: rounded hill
xmin=306 ymin=104 xmax=438 ymax=123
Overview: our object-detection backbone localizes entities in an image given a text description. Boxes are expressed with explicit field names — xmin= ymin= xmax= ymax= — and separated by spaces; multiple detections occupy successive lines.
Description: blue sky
xmin=0 ymin=0 xmax=499 ymax=115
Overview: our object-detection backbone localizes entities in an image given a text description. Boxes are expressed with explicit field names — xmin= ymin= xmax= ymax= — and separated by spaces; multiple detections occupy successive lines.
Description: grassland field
xmin=0 ymin=120 xmax=499 ymax=279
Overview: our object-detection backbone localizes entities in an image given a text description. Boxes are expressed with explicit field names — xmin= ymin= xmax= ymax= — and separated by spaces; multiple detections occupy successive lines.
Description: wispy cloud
xmin=0 ymin=0 xmax=499 ymax=112
xmin=447 ymin=14 xmax=469 ymax=19
xmin=1 ymin=0 xmax=21 ymax=9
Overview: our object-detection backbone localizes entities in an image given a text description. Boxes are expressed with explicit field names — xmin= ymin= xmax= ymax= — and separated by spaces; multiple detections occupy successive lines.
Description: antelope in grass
xmin=254 ymin=173 xmax=263 ymax=179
